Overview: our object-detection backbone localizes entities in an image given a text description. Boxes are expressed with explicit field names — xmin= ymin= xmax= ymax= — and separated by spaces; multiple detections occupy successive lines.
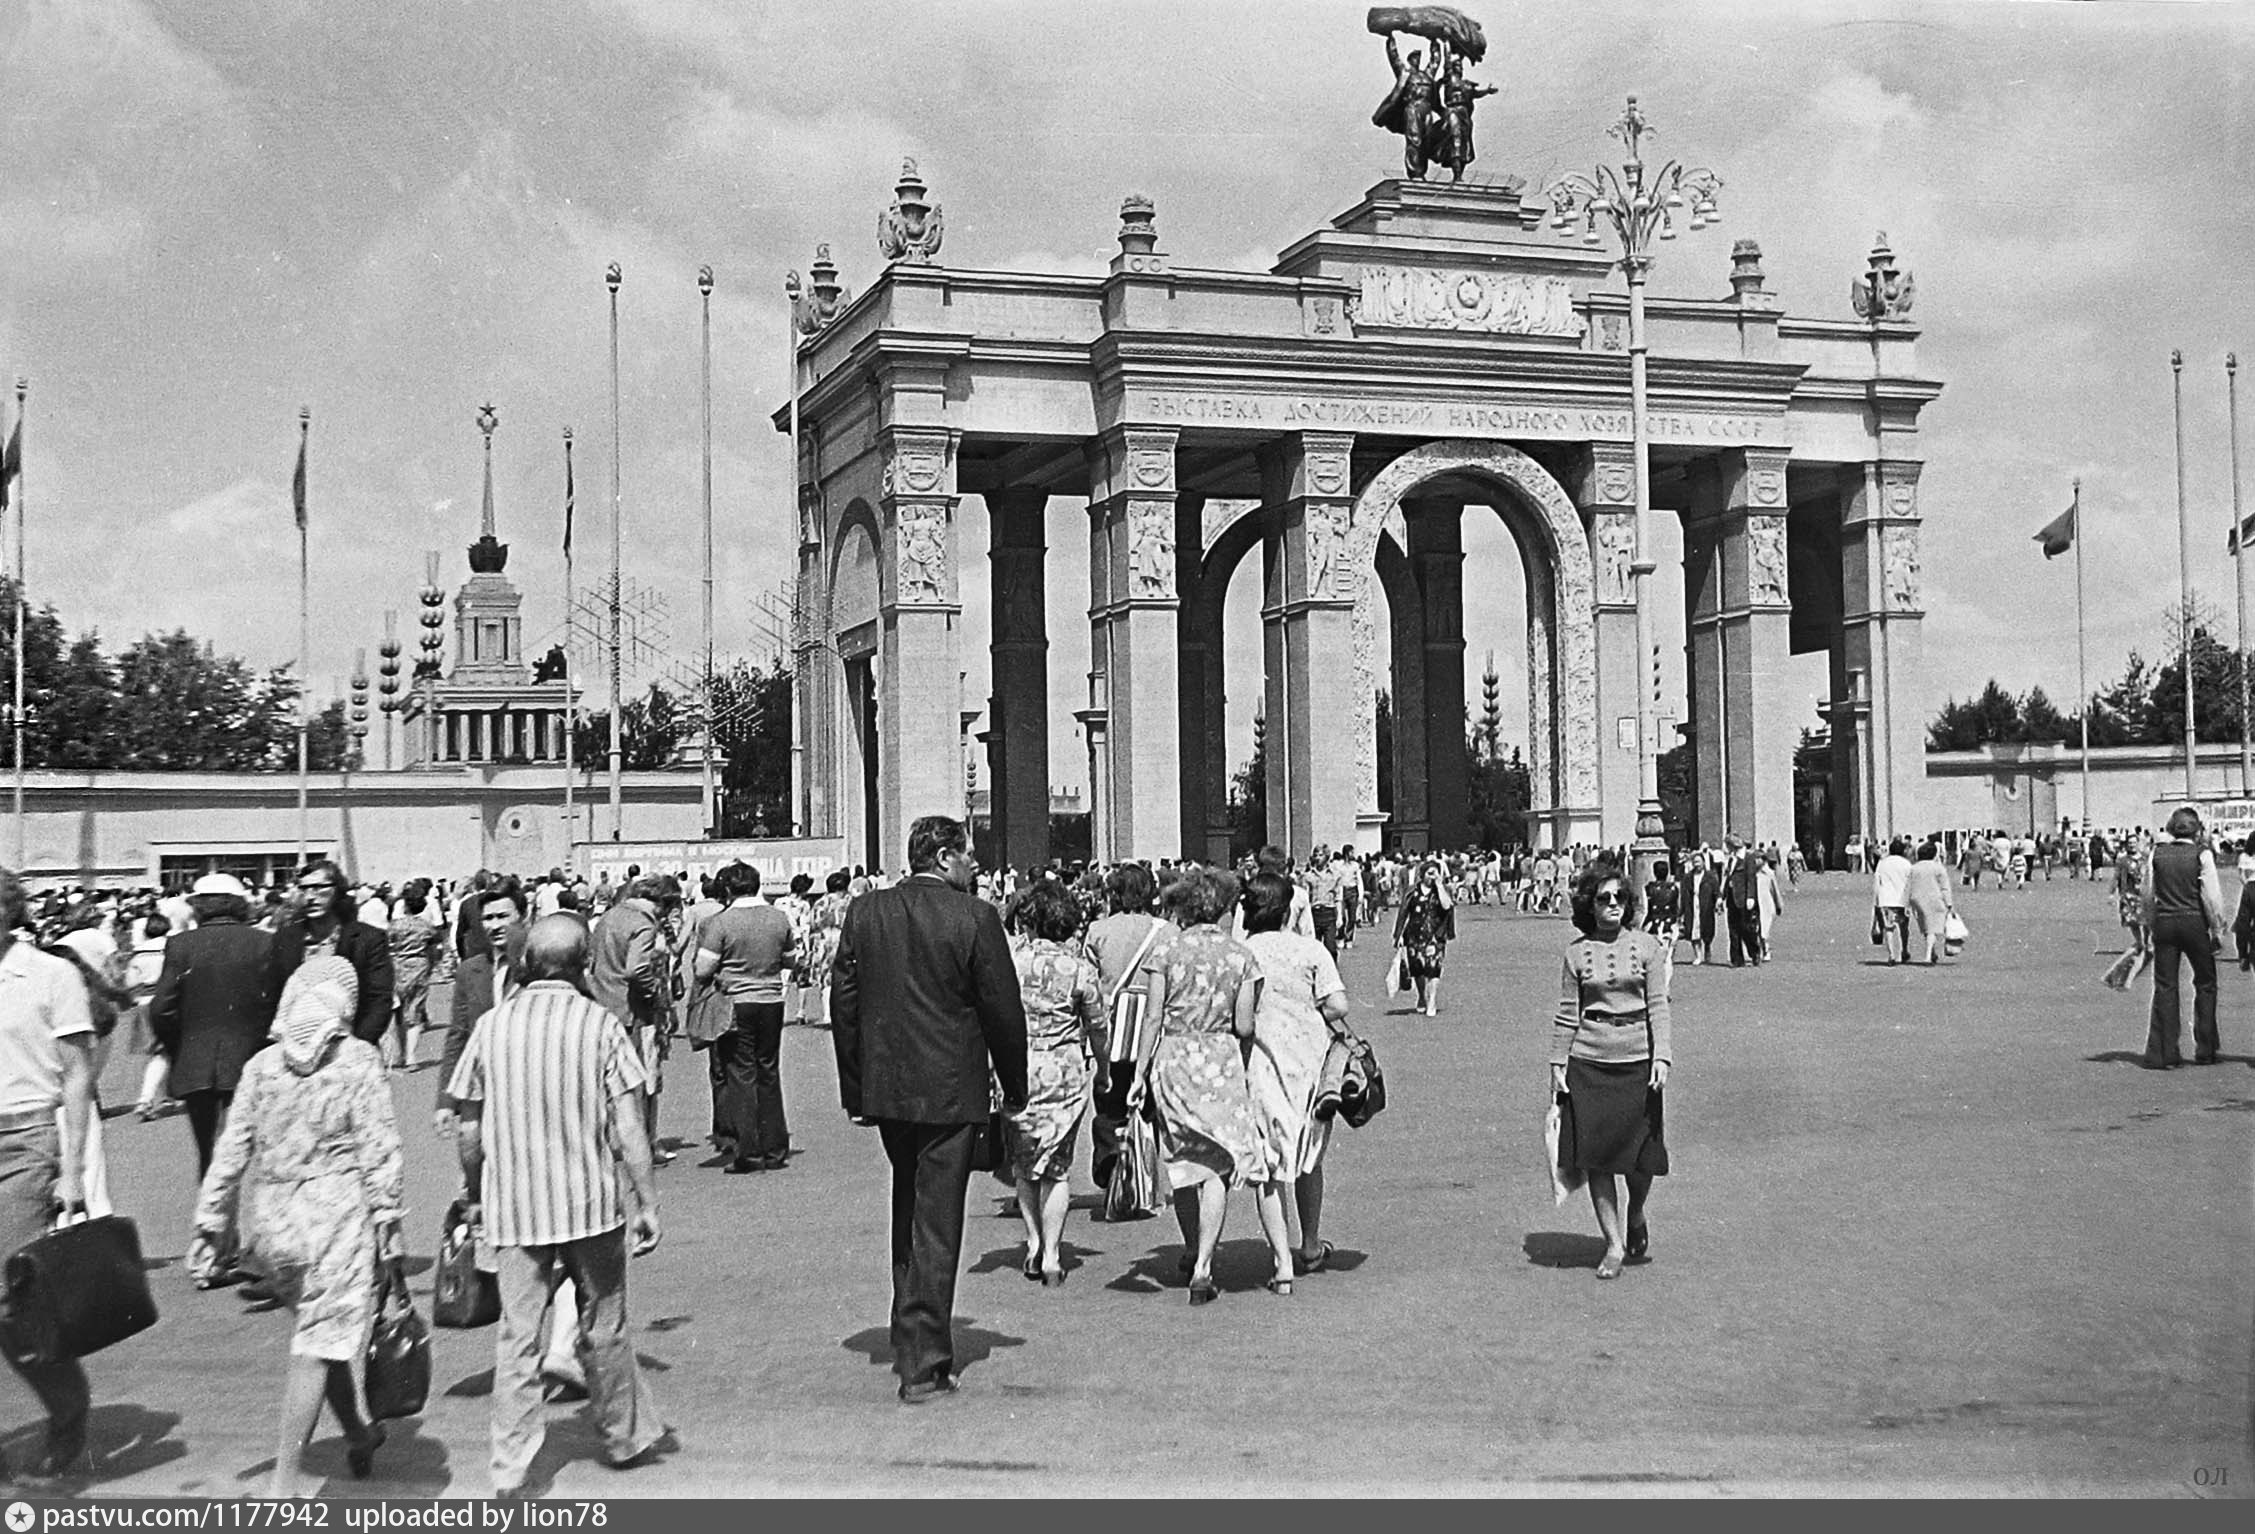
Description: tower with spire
xmin=401 ymin=405 xmax=575 ymax=767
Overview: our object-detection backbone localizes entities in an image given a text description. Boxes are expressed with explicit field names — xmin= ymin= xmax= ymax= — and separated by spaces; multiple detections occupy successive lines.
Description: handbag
xmin=0 ymin=1211 xmax=158 ymax=1366
xmin=430 ymin=1200 xmax=499 ymax=1329
xmin=1315 ymin=1035 xmax=1386 ymax=1128
xmin=1942 ymin=910 xmax=1969 ymax=956
xmin=683 ymin=980 xmax=736 ymax=1049
xmin=1544 ymin=1094 xmax=1585 ymax=1207
xmin=1869 ymin=907 xmax=1886 ymax=946
xmin=966 ymin=1111 xmax=1007 ymax=1174
xmin=1101 ymin=1110 xmax=1167 ymax=1222
xmin=364 ymin=1260 xmax=431 ymax=1421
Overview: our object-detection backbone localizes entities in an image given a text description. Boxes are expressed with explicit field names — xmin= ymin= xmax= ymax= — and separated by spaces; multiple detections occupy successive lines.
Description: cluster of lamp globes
xmin=1543 ymin=98 xmax=1722 ymax=254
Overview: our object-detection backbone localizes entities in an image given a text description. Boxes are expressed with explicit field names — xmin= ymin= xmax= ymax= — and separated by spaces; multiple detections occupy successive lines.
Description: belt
xmin=0 ymin=1107 xmax=59 ymax=1133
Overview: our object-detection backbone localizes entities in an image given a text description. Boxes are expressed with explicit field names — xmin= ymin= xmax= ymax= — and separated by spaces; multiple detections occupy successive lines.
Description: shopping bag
xmin=364 ymin=1261 xmax=431 ymax=1421
xmin=1386 ymin=949 xmax=1409 ymax=995
xmin=0 ymin=1212 xmax=158 ymax=1366
xmin=430 ymin=1201 xmax=499 ymax=1329
xmin=1101 ymin=1110 xmax=1166 ymax=1221
xmin=1869 ymin=908 xmax=1886 ymax=946
xmin=1942 ymin=910 xmax=1968 ymax=957
xmin=1544 ymin=1096 xmax=1585 ymax=1207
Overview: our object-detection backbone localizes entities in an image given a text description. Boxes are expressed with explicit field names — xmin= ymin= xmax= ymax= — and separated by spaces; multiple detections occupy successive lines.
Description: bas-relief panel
xmin=893 ymin=502 xmax=949 ymax=605
xmin=1351 ymin=266 xmax=1584 ymax=339
xmin=1747 ymin=516 xmax=1789 ymax=607
xmin=1882 ymin=524 xmax=1921 ymax=612
xmin=1128 ymin=501 xmax=1176 ymax=600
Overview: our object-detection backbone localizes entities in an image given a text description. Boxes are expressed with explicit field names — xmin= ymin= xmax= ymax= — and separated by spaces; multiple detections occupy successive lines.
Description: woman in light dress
xmin=1005 ymin=882 xmax=1104 ymax=1286
xmin=1239 ymin=871 xmax=1352 ymax=1276
xmin=1131 ymin=867 xmax=1297 ymax=1304
xmin=192 ymin=957 xmax=404 ymax=1497
xmin=1903 ymin=840 xmax=1957 ymax=965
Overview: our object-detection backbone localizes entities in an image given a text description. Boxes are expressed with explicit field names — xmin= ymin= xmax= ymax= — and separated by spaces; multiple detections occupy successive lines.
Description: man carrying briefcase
xmin=0 ymin=866 xmax=99 ymax=1483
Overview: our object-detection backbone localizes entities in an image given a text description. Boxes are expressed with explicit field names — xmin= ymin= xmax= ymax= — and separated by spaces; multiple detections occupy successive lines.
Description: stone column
xmin=1682 ymin=505 xmax=1726 ymax=845
xmin=1262 ymin=433 xmax=1359 ymax=858
xmin=1406 ymin=495 xmax=1468 ymax=850
xmin=793 ymin=473 xmax=832 ymax=838
xmin=1573 ymin=445 xmax=1644 ymax=847
xmin=986 ymin=486 xmax=1050 ymax=871
xmin=1843 ymin=461 xmax=1926 ymax=840
xmin=877 ymin=427 xmax=964 ymax=872
xmin=1377 ymin=537 xmax=1428 ymax=851
xmin=1172 ymin=494 xmax=1217 ymax=861
xmin=1687 ymin=449 xmax=1796 ymax=846
xmin=1087 ymin=427 xmax=1181 ymax=862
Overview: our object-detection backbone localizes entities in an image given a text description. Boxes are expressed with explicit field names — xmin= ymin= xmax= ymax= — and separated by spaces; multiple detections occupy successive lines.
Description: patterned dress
xmin=1148 ymin=925 xmax=1270 ymax=1190
xmin=1007 ymin=936 xmax=1103 ymax=1182
xmin=1243 ymin=930 xmax=1344 ymax=1180
xmin=1394 ymin=887 xmax=1455 ymax=978
xmin=195 ymin=1025 xmax=404 ymax=1361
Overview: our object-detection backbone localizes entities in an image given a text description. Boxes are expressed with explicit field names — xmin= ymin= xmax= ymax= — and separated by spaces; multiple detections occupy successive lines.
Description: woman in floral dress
xmin=1391 ymin=858 xmax=1457 ymax=1015
xmin=1006 ymin=882 xmax=1104 ymax=1286
xmin=805 ymin=870 xmax=853 ymax=1025
xmin=1131 ymin=867 xmax=1297 ymax=1304
xmin=192 ymin=957 xmax=404 ymax=1497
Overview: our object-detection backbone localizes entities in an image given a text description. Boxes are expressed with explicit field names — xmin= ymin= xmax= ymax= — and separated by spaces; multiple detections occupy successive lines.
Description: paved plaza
xmin=27 ymin=873 xmax=2253 ymax=1498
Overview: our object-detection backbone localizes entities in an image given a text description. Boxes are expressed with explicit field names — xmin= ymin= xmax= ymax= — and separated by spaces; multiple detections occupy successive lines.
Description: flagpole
xmin=2073 ymin=478 xmax=2089 ymax=830
xmin=562 ymin=427 xmax=577 ymax=861
xmin=2172 ymin=350 xmax=2196 ymax=801
xmin=12 ymin=377 xmax=26 ymax=869
xmin=698 ymin=264 xmax=716 ymax=841
xmin=605 ymin=262 xmax=624 ymax=843
xmin=297 ymin=406 xmax=311 ymax=864
xmin=2228 ymin=353 xmax=2248 ymax=796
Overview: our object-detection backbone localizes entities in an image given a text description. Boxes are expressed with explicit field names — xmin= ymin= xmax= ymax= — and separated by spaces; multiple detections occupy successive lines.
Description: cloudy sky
xmin=4 ymin=0 xmax=2253 ymax=787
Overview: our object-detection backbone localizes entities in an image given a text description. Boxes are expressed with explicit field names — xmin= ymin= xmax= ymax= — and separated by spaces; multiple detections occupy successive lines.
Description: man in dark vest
xmin=1723 ymin=836 xmax=1763 ymax=968
xmin=2141 ymin=806 xmax=2228 ymax=1069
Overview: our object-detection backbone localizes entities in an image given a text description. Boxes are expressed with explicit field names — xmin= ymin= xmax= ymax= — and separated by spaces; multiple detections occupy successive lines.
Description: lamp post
xmin=697 ymin=264 xmax=717 ymax=839
xmin=2171 ymin=349 xmax=2196 ymax=800
xmin=1546 ymin=96 xmax=1722 ymax=887
xmin=377 ymin=612 xmax=402 ymax=771
xmin=606 ymin=261 xmax=624 ymax=842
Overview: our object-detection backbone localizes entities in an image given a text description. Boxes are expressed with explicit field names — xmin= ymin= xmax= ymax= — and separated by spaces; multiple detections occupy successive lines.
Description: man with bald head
xmin=450 ymin=914 xmax=670 ymax=1498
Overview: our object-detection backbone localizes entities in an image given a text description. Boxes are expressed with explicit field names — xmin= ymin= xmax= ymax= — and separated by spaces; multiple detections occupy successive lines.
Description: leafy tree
xmin=1926 ymin=679 xmax=2022 ymax=752
xmin=1466 ymin=745 xmax=1529 ymax=850
xmin=42 ymin=634 xmax=119 ymax=770
xmin=2084 ymin=650 xmax=2154 ymax=748
xmin=712 ymin=660 xmax=793 ymax=837
xmin=2017 ymin=685 xmax=2073 ymax=744
xmin=2146 ymin=626 xmax=2246 ymax=744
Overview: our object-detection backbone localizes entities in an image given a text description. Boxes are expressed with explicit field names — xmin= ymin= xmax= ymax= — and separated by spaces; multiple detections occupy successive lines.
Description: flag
xmin=2230 ymin=509 xmax=2255 ymax=556
xmin=562 ymin=439 xmax=574 ymax=559
xmin=0 ymin=413 xmax=18 ymax=512
xmin=2032 ymin=502 xmax=2075 ymax=559
xmin=291 ymin=428 xmax=307 ymax=531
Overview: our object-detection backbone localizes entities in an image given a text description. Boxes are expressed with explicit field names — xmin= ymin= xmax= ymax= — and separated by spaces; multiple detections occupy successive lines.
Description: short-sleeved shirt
xmin=446 ymin=980 xmax=650 ymax=1247
xmin=699 ymin=900 xmax=795 ymax=1004
xmin=0 ymin=940 xmax=96 ymax=1117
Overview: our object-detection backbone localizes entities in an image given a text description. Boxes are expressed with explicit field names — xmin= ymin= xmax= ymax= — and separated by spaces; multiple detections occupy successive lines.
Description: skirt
xmin=1561 ymin=1058 xmax=1668 ymax=1177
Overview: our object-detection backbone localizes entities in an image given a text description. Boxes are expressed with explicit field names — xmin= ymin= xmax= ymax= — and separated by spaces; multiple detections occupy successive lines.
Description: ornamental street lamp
xmin=1545 ymin=96 xmax=1721 ymax=887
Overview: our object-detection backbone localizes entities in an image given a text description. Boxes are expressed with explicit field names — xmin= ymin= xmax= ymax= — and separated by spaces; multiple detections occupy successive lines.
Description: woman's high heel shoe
xmin=1624 ymin=1222 xmax=1650 ymax=1265
xmin=1595 ymin=1251 xmax=1625 ymax=1281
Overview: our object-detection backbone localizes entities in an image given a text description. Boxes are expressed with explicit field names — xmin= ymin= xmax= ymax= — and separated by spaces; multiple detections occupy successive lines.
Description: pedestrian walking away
xmin=829 ymin=815 xmax=1029 ymax=1404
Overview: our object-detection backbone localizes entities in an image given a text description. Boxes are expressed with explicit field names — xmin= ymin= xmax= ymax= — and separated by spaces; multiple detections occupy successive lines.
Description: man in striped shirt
xmin=451 ymin=914 xmax=669 ymax=1498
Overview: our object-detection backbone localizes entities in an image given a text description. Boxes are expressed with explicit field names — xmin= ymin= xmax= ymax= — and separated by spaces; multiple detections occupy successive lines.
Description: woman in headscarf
xmin=1390 ymin=858 xmax=1456 ymax=1016
xmin=1004 ymin=881 xmax=1103 ymax=1285
xmin=192 ymin=956 xmax=404 ymax=1497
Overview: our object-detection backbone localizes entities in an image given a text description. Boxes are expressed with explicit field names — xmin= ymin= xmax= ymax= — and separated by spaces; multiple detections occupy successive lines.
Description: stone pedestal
xmin=1407 ymin=496 xmax=1468 ymax=850
xmin=876 ymin=427 xmax=964 ymax=872
xmin=1088 ymin=428 xmax=1182 ymax=862
xmin=986 ymin=487 xmax=1050 ymax=870
xmin=1260 ymin=433 xmax=1359 ymax=858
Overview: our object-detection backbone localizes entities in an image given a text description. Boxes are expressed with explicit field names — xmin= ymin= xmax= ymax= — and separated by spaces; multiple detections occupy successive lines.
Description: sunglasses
xmin=1595 ymin=889 xmax=1626 ymax=905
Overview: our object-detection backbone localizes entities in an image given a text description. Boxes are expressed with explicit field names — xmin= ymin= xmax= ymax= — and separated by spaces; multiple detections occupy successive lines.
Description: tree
xmin=1466 ymin=745 xmax=1529 ymax=849
xmin=2017 ymin=685 xmax=2073 ymax=744
xmin=2146 ymin=626 xmax=2246 ymax=744
xmin=42 ymin=635 xmax=118 ymax=770
xmin=1926 ymin=679 xmax=2022 ymax=751
xmin=711 ymin=660 xmax=793 ymax=837
xmin=2084 ymin=650 xmax=2154 ymax=748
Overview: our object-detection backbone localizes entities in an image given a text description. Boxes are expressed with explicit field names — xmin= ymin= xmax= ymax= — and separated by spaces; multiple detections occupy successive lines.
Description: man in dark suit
xmin=1723 ymin=835 xmax=1763 ymax=967
xmin=831 ymin=815 xmax=1027 ymax=1405
xmin=269 ymin=859 xmax=394 ymax=1044
xmin=435 ymin=883 xmax=528 ymax=1137
xmin=147 ymin=873 xmax=281 ymax=1176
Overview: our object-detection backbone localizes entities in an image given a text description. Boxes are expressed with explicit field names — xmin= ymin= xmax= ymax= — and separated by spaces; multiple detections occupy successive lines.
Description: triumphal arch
xmin=781 ymin=147 xmax=1940 ymax=871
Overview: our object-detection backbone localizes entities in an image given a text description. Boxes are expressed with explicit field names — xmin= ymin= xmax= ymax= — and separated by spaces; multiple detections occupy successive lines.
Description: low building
xmin=1924 ymin=740 xmax=2255 ymax=843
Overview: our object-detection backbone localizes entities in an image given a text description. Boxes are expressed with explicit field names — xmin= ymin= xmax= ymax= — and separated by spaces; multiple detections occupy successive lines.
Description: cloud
xmin=166 ymin=476 xmax=290 ymax=537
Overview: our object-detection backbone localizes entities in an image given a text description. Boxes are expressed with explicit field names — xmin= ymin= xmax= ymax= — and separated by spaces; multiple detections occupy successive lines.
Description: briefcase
xmin=1 ymin=1213 xmax=159 ymax=1366
xmin=430 ymin=1201 xmax=499 ymax=1329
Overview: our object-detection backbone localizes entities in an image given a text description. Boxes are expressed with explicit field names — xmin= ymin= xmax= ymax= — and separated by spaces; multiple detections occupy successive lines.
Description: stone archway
xmin=1346 ymin=441 xmax=1600 ymax=839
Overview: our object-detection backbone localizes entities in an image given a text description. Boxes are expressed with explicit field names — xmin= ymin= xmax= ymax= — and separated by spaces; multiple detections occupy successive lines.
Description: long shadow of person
xmin=0 ymin=1402 xmax=187 ymax=1492
xmin=1523 ymin=1231 xmax=1607 ymax=1270
xmin=838 ymin=1319 xmax=1024 ymax=1381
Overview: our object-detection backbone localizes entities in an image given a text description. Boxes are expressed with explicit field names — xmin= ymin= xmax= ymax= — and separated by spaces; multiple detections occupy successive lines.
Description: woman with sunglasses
xmin=1550 ymin=856 xmax=1672 ymax=1280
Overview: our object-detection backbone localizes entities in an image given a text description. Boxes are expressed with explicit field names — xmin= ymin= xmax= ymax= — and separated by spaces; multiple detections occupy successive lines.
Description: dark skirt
xmin=1562 ymin=1057 xmax=1668 ymax=1177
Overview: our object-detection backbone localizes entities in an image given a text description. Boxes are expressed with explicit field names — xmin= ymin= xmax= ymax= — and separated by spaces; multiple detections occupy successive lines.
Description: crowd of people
xmin=0 ymin=805 xmax=2245 ymax=1495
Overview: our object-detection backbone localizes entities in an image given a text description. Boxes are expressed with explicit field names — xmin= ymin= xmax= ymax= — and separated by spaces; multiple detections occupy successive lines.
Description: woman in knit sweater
xmin=1550 ymin=856 xmax=1673 ymax=1281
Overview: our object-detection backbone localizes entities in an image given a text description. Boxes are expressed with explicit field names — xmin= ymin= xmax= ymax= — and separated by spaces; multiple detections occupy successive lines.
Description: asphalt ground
xmin=17 ymin=871 xmax=2252 ymax=1498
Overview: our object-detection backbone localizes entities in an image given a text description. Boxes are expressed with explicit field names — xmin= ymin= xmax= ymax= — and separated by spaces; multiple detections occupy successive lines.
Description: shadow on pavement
xmin=0 ymin=1402 xmax=187 ymax=1489
xmin=839 ymin=1319 xmax=1024 ymax=1377
xmin=967 ymin=1240 xmax=1100 ymax=1277
xmin=1523 ymin=1231 xmax=1607 ymax=1270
